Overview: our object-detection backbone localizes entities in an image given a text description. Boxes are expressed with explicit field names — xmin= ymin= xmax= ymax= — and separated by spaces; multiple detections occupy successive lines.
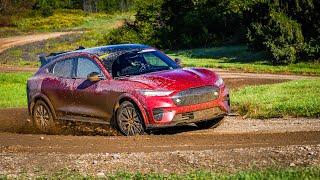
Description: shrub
xmin=247 ymin=5 xmax=304 ymax=64
xmin=14 ymin=10 xmax=86 ymax=31
xmin=103 ymin=23 xmax=141 ymax=45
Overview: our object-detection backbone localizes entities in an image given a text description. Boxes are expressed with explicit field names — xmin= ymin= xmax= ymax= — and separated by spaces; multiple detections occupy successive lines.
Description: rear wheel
xmin=32 ymin=100 xmax=57 ymax=134
xmin=116 ymin=101 xmax=145 ymax=136
xmin=195 ymin=116 xmax=225 ymax=129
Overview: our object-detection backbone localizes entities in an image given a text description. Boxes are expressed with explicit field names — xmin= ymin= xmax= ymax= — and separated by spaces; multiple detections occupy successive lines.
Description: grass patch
xmin=0 ymin=12 xmax=132 ymax=66
xmin=168 ymin=46 xmax=320 ymax=75
xmin=0 ymin=10 xmax=133 ymax=38
xmin=0 ymin=72 xmax=32 ymax=108
xmin=1 ymin=167 xmax=319 ymax=179
xmin=232 ymin=79 xmax=320 ymax=118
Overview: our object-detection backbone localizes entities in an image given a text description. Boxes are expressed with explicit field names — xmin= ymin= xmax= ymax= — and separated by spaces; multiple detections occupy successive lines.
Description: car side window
xmin=76 ymin=57 xmax=102 ymax=79
xmin=52 ymin=59 xmax=75 ymax=78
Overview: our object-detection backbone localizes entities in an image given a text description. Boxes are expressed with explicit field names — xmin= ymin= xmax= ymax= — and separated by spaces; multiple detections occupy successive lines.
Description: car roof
xmin=40 ymin=44 xmax=152 ymax=68
xmin=79 ymin=44 xmax=151 ymax=55
xmin=51 ymin=44 xmax=150 ymax=59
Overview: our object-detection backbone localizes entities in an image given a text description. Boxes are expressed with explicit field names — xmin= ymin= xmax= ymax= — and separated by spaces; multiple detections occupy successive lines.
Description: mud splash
xmin=0 ymin=108 xmax=119 ymax=136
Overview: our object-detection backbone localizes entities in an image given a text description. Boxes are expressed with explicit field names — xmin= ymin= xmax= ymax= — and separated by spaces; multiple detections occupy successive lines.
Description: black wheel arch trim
xmin=113 ymin=94 xmax=149 ymax=128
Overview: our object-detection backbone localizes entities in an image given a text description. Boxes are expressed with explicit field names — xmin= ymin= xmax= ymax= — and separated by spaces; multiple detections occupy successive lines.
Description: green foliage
xmin=108 ymin=167 xmax=320 ymax=179
xmin=103 ymin=24 xmax=142 ymax=45
xmin=0 ymin=0 xmax=134 ymax=28
xmin=0 ymin=12 xmax=132 ymax=65
xmin=0 ymin=9 xmax=131 ymax=34
xmin=1 ymin=167 xmax=320 ymax=179
xmin=232 ymin=79 xmax=320 ymax=118
xmin=103 ymin=0 xmax=319 ymax=64
xmin=276 ymin=0 xmax=320 ymax=60
xmin=102 ymin=0 xmax=164 ymax=46
xmin=246 ymin=4 xmax=304 ymax=64
xmin=0 ymin=73 xmax=32 ymax=108
xmin=15 ymin=10 xmax=86 ymax=31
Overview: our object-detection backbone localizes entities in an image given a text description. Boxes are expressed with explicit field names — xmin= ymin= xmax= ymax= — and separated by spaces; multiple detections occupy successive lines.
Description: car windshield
xmin=103 ymin=49 xmax=180 ymax=78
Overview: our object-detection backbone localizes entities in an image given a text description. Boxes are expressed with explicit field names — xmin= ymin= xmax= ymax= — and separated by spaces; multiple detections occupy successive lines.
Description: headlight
xmin=139 ymin=90 xmax=174 ymax=96
xmin=215 ymin=76 xmax=224 ymax=87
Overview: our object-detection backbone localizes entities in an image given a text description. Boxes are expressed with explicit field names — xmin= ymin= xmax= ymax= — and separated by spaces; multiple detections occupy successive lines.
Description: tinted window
xmin=76 ymin=57 xmax=102 ymax=78
xmin=143 ymin=52 xmax=169 ymax=66
xmin=108 ymin=50 xmax=180 ymax=77
xmin=53 ymin=59 xmax=74 ymax=78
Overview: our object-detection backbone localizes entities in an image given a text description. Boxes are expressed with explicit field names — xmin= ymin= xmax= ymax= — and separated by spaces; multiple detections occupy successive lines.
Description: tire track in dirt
xmin=0 ymin=130 xmax=319 ymax=154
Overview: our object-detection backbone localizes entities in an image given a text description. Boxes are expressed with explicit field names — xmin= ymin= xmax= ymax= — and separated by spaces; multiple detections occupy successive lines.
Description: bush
xmin=104 ymin=0 xmax=163 ymax=47
xmin=103 ymin=23 xmax=141 ymax=44
xmin=246 ymin=4 xmax=304 ymax=64
xmin=102 ymin=0 xmax=318 ymax=64
xmin=14 ymin=10 xmax=86 ymax=31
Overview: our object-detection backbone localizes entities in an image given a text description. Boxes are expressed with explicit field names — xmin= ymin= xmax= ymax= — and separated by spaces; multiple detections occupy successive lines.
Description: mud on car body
xmin=27 ymin=44 xmax=230 ymax=136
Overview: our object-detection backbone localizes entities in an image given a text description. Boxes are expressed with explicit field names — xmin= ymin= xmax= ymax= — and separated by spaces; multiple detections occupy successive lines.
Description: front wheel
xmin=116 ymin=101 xmax=145 ymax=136
xmin=195 ymin=116 xmax=225 ymax=129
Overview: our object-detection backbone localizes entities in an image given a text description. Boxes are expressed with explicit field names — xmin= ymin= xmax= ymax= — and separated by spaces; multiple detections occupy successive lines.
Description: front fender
xmin=114 ymin=93 xmax=150 ymax=126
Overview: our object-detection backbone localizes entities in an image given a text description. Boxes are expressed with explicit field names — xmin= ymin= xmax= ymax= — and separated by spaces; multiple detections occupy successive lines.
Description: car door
xmin=41 ymin=58 xmax=77 ymax=115
xmin=72 ymin=56 xmax=111 ymax=119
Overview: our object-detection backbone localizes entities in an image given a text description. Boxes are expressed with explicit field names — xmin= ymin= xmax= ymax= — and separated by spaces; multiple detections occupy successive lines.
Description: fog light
xmin=214 ymin=91 xmax=219 ymax=96
xmin=153 ymin=108 xmax=164 ymax=121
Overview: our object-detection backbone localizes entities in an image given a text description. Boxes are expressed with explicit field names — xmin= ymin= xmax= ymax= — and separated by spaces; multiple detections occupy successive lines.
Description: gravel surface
xmin=1 ymin=144 xmax=319 ymax=177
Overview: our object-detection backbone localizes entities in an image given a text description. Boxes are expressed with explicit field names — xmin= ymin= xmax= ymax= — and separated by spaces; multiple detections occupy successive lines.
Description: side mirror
xmin=87 ymin=72 xmax=103 ymax=82
xmin=174 ymin=58 xmax=182 ymax=66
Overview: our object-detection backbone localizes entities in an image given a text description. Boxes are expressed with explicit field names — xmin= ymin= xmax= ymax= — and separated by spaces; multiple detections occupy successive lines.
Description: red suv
xmin=27 ymin=44 xmax=230 ymax=135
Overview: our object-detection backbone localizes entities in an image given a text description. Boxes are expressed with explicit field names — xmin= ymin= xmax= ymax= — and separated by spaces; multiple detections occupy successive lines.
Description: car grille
xmin=172 ymin=107 xmax=224 ymax=124
xmin=172 ymin=86 xmax=219 ymax=106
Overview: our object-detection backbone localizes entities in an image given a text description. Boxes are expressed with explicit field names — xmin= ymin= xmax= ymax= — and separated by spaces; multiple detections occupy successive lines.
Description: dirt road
xmin=1 ymin=117 xmax=320 ymax=154
xmin=0 ymin=116 xmax=319 ymax=175
xmin=0 ymin=31 xmax=82 ymax=53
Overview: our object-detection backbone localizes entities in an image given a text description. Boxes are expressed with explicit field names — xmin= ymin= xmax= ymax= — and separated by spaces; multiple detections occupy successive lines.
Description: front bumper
xmin=142 ymin=86 xmax=230 ymax=129
xmin=171 ymin=107 xmax=225 ymax=124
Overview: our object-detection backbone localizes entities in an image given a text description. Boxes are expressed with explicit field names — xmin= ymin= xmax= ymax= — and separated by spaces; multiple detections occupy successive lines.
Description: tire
xmin=32 ymin=100 xmax=57 ymax=134
xmin=116 ymin=101 xmax=145 ymax=136
xmin=195 ymin=116 xmax=225 ymax=129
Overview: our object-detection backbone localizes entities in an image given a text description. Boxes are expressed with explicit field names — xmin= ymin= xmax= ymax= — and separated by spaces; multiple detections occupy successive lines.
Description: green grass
xmin=168 ymin=46 xmax=320 ymax=75
xmin=0 ymin=11 xmax=132 ymax=66
xmin=1 ymin=167 xmax=319 ymax=179
xmin=0 ymin=72 xmax=32 ymax=108
xmin=0 ymin=10 xmax=133 ymax=38
xmin=232 ymin=79 xmax=320 ymax=118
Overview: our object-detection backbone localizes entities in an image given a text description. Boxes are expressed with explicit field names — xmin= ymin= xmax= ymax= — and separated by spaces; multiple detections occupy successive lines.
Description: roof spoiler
xmin=39 ymin=46 xmax=85 ymax=67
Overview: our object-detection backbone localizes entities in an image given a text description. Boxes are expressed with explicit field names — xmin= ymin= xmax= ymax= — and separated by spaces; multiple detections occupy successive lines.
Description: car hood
xmin=122 ymin=68 xmax=219 ymax=91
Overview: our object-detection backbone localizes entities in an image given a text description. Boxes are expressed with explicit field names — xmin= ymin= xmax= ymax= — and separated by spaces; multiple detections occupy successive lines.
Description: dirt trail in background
xmin=0 ymin=31 xmax=82 ymax=53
